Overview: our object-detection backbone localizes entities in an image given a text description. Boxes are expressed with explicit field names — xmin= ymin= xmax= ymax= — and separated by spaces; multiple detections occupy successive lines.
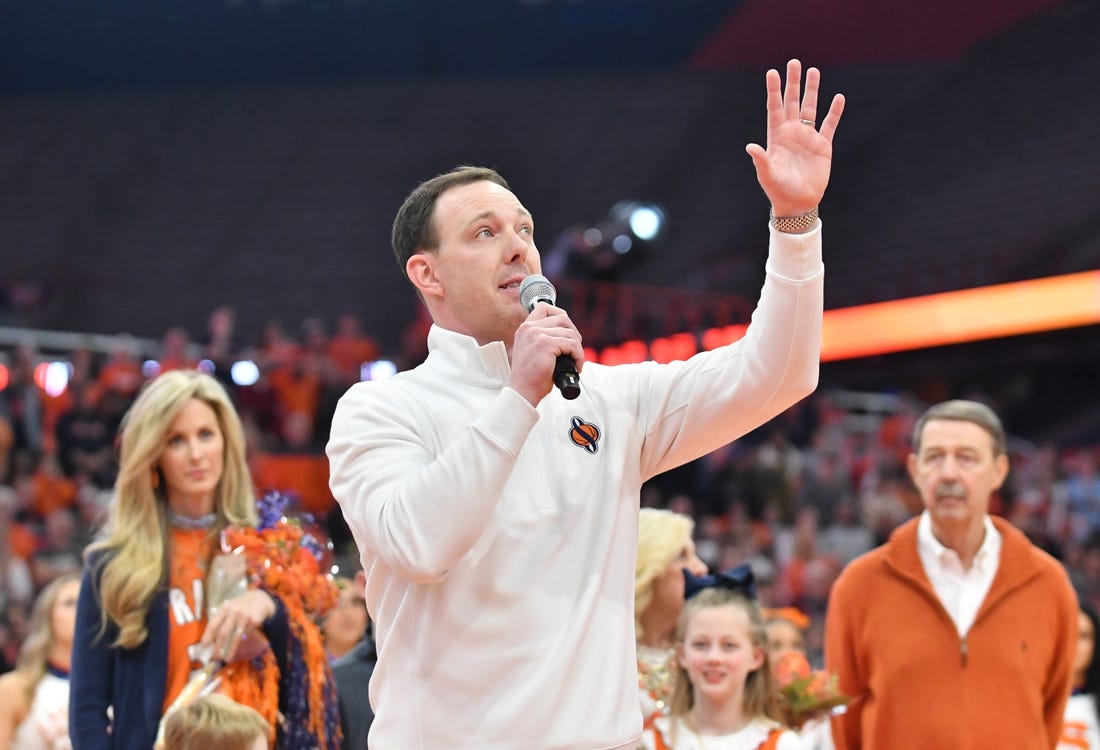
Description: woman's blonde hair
xmin=668 ymin=587 xmax=781 ymax=726
xmin=635 ymin=508 xmax=694 ymax=640
xmin=13 ymin=573 xmax=81 ymax=702
xmin=86 ymin=370 xmax=257 ymax=648
xmin=163 ymin=693 xmax=270 ymax=750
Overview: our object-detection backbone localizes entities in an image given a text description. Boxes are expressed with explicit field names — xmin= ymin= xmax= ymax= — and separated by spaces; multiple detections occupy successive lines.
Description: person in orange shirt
xmin=157 ymin=327 xmax=198 ymax=374
xmin=29 ymin=453 xmax=78 ymax=519
xmin=825 ymin=399 xmax=1078 ymax=750
xmin=326 ymin=313 xmax=380 ymax=386
xmin=97 ymin=335 xmax=146 ymax=399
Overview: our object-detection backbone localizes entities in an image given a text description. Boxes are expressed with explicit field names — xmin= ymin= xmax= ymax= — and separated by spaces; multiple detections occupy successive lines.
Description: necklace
xmin=167 ymin=510 xmax=218 ymax=530
xmin=637 ymin=643 xmax=676 ymax=712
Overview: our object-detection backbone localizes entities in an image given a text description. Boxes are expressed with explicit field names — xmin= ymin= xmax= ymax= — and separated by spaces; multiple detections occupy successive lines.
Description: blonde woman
xmin=0 ymin=574 xmax=80 ymax=750
xmin=70 ymin=370 xmax=339 ymax=750
xmin=635 ymin=508 xmax=708 ymax=725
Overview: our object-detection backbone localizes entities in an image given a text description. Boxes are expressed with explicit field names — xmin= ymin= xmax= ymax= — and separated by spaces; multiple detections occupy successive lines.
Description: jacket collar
xmin=424 ymin=324 xmax=512 ymax=388
xmin=884 ymin=515 xmax=1042 ymax=615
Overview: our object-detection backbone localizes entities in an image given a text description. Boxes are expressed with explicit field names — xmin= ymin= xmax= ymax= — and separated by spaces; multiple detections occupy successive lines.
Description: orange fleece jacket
xmin=825 ymin=515 xmax=1077 ymax=750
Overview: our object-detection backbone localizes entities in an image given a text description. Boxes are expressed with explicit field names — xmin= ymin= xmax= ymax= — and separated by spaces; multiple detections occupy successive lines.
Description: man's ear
xmin=406 ymin=253 xmax=442 ymax=298
xmin=993 ymin=452 xmax=1010 ymax=490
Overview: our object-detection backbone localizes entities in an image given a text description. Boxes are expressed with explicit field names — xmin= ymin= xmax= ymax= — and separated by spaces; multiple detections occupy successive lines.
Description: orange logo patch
xmin=568 ymin=416 xmax=601 ymax=454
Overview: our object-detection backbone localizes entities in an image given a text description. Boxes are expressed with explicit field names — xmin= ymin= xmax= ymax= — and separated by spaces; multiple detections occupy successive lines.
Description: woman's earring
xmin=151 ymin=469 xmax=160 ymax=489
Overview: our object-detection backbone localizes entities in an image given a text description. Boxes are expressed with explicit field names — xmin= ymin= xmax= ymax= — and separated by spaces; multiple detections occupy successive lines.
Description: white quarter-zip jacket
xmin=327 ymin=224 xmax=824 ymax=750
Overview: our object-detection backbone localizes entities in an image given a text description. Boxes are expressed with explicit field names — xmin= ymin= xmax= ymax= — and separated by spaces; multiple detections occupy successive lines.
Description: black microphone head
xmin=519 ymin=274 xmax=556 ymax=312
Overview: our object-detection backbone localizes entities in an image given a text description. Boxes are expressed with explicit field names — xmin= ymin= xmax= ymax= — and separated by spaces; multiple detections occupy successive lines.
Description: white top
xmin=797 ymin=717 xmax=834 ymax=750
xmin=641 ymin=716 xmax=804 ymax=750
xmin=12 ymin=671 xmax=71 ymax=750
xmin=1060 ymin=692 xmax=1100 ymax=750
xmin=916 ymin=511 xmax=1001 ymax=637
xmin=327 ymin=225 xmax=824 ymax=750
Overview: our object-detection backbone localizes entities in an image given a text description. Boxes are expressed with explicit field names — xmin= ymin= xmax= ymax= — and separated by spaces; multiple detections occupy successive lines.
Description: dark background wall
xmin=2 ymin=0 xmax=1097 ymax=438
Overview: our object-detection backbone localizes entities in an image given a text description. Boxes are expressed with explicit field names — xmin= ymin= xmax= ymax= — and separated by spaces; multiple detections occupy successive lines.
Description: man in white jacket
xmin=327 ymin=59 xmax=845 ymax=750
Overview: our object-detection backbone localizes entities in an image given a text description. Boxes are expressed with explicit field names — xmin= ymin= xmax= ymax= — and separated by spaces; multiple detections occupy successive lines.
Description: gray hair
xmin=911 ymin=399 xmax=1006 ymax=456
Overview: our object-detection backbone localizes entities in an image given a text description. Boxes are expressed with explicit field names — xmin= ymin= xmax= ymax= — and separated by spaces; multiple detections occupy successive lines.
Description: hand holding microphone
xmin=518 ymin=274 xmax=581 ymax=400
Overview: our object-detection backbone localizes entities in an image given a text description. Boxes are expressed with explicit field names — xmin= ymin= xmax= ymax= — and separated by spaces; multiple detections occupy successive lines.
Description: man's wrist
xmin=770 ymin=206 xmax=820 ymax=234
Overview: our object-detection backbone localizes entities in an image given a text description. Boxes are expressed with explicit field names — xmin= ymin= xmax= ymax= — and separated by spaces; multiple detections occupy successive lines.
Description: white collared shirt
xmin=916 ymin=511 xmax=1001 ymax=637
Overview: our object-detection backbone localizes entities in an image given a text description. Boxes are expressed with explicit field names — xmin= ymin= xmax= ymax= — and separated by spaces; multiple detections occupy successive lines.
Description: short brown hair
xmin=390 ymin=165 xmax=510 ymax=272
xmin=911 ymin=399 xmax=1006 ymax=456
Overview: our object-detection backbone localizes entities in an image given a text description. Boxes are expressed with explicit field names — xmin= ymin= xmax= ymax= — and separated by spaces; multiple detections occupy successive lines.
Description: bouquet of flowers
xmin=156 ymin=492 xmax=341 ymax=749
xmin=222 ymin=491 xmax=339 ymax=619
xmin=772 ymin=650 xmax=850 ymax=730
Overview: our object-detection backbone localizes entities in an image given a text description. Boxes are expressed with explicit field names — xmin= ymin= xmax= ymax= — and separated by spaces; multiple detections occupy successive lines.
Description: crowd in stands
xmin=1 ymin=305 xmax=1099 ymax=673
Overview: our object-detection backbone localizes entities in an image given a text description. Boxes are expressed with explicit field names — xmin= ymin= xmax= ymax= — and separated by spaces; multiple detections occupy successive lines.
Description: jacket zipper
xmin=960 ymin=636 xmax=968 ymax=667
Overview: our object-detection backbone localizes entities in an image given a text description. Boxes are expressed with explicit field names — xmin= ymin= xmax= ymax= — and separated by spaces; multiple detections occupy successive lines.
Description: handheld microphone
xmin=518 ymin=274 xmax=581 ymax=400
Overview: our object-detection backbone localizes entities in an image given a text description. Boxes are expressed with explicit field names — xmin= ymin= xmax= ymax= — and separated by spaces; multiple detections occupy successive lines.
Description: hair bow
xmin=762 ymin=606 xmax=811 ymax=630
xmin=683 ymin=563 xmax=757 ymax=601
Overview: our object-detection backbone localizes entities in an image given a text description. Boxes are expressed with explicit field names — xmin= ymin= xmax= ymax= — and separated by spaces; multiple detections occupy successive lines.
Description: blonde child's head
xmin=162 ymin=694 xmax=271 ymax=750
xmin=669 ymin=586 xmax=781 ymax=725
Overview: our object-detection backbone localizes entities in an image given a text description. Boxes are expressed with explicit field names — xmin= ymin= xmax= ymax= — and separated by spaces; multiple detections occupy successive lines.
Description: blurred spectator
xmin=1 ymin=345 xmax=44 ymax=467
xmin=269 ymin=321 xmax=324 ymax=450
xmin=1059 ymin=449 xmax=1100 ymax=543
xmin=1059 ymin=603 xmax=1100 ymax=750
xmin=29 ymin=453 xmax=78 ymax=520
xmin=157 ymin=326 xmax=197 ymax=373
xmin=330 ymin=570 xmax=376 ymax=750
xmin=201 ymin=305 xmax=241 ymax=385
xmin=794 ymin=450 xmax=855 ymax=528
xmin=258 ymin=320 xmax=298 ymax=371
xmin=0 ymin=488 xmax=34 ymax=613
xmin=0 ymin=616 xmax=16 ymax=673
xmin=857 ymin=463 xmax=914 ymax=545
xmin=0 ymin=484 xmax=37 ymax=563
xmin=30 ymin=508 xmax=83 ymax=591
xmin=0 ymin=415 xmax=13 ymax=485
xmin=326 ymin=312 xmax=380 ymax=387
xmin=322 ymin=576 xmax=369 ymax=661
xmin=96 ymin=334 xmax=144 ymax=399
xmin=818 ymin=500 xmax=875 ymax=567
xmin=0 ymin=574 xmax=80 ymax=750
xmin=53 ymin=383 xmax=117 ymax=489
xmin=234 ymin=370 xmax=281 ymax=449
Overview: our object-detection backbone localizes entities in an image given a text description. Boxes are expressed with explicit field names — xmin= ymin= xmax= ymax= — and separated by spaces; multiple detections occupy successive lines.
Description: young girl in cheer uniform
xmin=0 ymin=574 xmax=80 ymax=750
xmin=640 ymin=567 xmax=802 ymax=750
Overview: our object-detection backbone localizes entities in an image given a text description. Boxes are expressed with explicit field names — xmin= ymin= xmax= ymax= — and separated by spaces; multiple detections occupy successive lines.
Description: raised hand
xmin=745 ymin=59 xmax=845 ymax=218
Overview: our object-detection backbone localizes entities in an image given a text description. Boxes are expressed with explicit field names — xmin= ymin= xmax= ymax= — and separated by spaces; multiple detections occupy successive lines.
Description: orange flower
xmin=223 ymin=516 xmax=339 ymax=619
xmin=771 ymin=651 xmax=849 ymax=730
xmin=773 ymin=650 xmax=812 ymax=686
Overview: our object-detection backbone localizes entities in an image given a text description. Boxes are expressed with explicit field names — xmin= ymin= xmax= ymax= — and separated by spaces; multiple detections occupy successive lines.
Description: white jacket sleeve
xmin=628 ymin=223 xmax=824 ymax=480
xmin=327 ymin=382 xmax=538 ymax=582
